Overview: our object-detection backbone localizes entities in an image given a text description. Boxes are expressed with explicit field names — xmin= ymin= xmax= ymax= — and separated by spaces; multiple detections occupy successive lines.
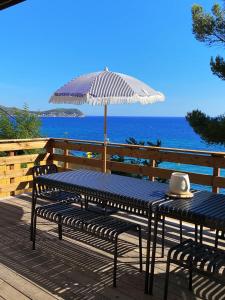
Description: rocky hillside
xmin=0 ymin=106 xmax=84 ymax=117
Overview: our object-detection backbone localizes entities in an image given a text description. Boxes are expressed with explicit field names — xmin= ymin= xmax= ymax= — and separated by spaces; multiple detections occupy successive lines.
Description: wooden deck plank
xmin=0 ymin=195 xmax=224 ymax=299
xmin=0 ymin=264 xmax=61 ymax=300
xmin=0 ymin=280 xmax=30 ymax=300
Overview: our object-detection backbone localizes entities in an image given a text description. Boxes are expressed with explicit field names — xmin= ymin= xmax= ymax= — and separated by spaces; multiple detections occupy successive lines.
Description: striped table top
xmin=158 ymin=191 xmax=225 ymax=230
xmin=37 ymin=169 xmax=168 ymax=208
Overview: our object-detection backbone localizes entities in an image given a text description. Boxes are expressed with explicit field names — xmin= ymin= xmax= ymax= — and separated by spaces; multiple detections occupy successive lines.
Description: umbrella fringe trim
xmin=49 ymin=93 xmax=165 ymax=105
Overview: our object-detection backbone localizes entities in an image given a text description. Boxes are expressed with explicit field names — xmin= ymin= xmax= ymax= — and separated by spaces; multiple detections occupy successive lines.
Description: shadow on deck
xmin=0 ymin=194 xmax=224 ymax=300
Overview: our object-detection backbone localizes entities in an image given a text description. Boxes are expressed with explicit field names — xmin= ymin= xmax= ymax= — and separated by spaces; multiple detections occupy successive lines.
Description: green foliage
xmin=210 ymin=55 xmax=225 ymax=80
xmin=125 ymin=137 xmax=161 ymax=147
xmin=186 ymin=110 xmax=225 ymax=145
xmin=111 ymin=137 xmax=162 ymax=179
xmin=186 ymin=2 xmax=225 ymax=146
xmin=0 ymin=104 xmax=41 ymax=140
xmin=0 ymin=104 xmax=42 ymax=157
xmin=0 ymin=113 xmax=15 ymax=139
xmin=192 ymin=2 xmax=225 ymax=46
xmin=192 ymin=1 xmax=225 ymax=80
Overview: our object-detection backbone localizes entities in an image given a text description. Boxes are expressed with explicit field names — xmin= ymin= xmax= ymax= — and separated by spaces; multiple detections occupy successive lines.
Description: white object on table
xmin=169 ymin=172 xmax=190 ymax=195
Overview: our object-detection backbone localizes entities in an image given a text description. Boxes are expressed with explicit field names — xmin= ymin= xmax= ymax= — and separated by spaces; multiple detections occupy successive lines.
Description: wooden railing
xmin=0 ymin=137 xmax=225 ymax=198
xmin=0 ymin=138 xmax=51 ymax=198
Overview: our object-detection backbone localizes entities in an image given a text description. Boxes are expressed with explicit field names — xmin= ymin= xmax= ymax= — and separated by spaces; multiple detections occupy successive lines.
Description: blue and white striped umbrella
xmin=50 ymin=67 xmax=165 ymax=105
xmin=49 ymin=68 xmax=165 ymax=171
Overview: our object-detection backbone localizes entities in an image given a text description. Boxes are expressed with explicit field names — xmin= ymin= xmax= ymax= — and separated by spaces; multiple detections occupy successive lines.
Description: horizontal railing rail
xmin=0 ymin=138 xmax=51 ymax=198
xmin=52 ymin=138 xmax=225 ymax=193
xmin=0 ymin=137 xmax=225 ymax=198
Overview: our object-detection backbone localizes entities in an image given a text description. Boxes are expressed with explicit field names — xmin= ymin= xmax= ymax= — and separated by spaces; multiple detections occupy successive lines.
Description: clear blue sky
xmin=0 ymin=0 xmax=224 ymax=116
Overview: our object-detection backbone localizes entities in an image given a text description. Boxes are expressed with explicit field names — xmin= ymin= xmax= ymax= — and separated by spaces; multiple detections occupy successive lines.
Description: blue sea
xmin=41 ymin=116 xmax=225 ymax=189
xmin=41 ymin=116 xmax=225 ymax=151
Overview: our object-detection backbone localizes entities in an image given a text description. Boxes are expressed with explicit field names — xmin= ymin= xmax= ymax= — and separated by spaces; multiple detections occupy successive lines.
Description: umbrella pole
xmin=103 ymin=104 xmax=107 ymax=173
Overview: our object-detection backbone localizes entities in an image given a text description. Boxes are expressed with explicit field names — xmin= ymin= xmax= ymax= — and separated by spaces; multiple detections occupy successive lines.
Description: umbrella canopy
xmin=49 ymin=68 xmax=165 ymax=172
xmin=50 ymin=67 xmax=165 ymax=105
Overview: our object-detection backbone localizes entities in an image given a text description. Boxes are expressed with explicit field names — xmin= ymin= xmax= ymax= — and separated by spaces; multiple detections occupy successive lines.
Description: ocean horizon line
xmin=42 ymin=115 xmax=186 ymax=118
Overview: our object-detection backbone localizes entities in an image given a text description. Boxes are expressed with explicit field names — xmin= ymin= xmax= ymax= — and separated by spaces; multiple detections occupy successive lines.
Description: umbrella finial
xmin=104 ymin=66 xmax=109 ymax=72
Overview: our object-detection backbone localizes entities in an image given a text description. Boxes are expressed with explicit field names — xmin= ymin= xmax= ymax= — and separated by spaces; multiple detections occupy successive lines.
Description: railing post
xmin=212 ymin=166 xmax=220 ymax=194
xmin=212 ymin=154 xmax=221 ymax=193
xmin=64 ymin=140 xmax=69 ymax=170
xmin=102 ymin=142 xmax=107 ymax=173
xmin=149 ymin=159 xmax=156 ymax=181
xmin=46 ymin=139 xmax=54 ymax=165
xmin=8 ymin=151 xmax=15 ymax=196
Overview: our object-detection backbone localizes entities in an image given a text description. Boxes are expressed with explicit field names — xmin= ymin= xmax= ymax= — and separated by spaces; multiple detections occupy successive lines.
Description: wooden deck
xmin=0 ymin=195 xmax=224 ymax=300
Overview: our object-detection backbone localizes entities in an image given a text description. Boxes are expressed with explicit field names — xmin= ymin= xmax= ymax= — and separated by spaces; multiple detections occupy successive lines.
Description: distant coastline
xmin=39 ymin=115 xmax=85 ymax=118
xmin=0 ymin=105 xmax=84 ymax=118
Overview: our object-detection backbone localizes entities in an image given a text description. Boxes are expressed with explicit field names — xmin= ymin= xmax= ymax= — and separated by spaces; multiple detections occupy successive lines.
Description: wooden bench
xmin=164 ymin=239 xmax=225 ymax=300
xmin=32 ymin=201 xmax=142 ymax=287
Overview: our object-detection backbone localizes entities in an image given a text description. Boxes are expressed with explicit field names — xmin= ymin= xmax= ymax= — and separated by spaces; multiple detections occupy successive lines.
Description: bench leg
xmin=137 ymin=225 xmax=142 ymax=272
xmin=215 ymin=230 xmax=219 ymax=249
xmin=199 ymin=225 xmax=203 ymax=244
xmin=113 ymin=239 xmax=118 ymax=288
xmin=30 ymin=210 xmax=34 ymax=241
xmin=161 ymin=216 xmax=165 ymax=258
xmin=189 ymin=267 xmax=193 ymax=291
xmin=58 ymin=223 xmax=63 ymax=240
xmin=195 ymin=224 xmax=198 ymax=242
xmin=84 ymin=195 xmax=88 ymax=210
xmin=179 ymin=220 xmax=183 ymax=243
xmin=30 ymin=192 xmax=37 ymax=241
xmin=80 ymin=198 xmax=84 ymax=209
xmin=164 ymin=252 xmax=171 ymax=300
xmin=188 ymin=256 xmax=193 ymax=291
xmin=30 ymin=213 xmax=34 ymax=242
xmin=32 ymin=213 xmax=37 ymax=250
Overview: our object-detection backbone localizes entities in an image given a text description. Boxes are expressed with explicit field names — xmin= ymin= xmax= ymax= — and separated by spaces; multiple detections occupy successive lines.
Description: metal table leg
xmin=144 ymin=210 xmax=152 ymax=293
xmin=30 ymin=186 xmax=37 ymax=241
xmin=149 ymin=208 xmax=159 ymax=295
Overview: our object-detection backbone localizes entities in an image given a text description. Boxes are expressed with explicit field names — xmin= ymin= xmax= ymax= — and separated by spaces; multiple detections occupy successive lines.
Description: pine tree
xmin=186 ymin=1 xmax=225 ymax=145
xmin=0 ymin=104 xmax=41 ymax=140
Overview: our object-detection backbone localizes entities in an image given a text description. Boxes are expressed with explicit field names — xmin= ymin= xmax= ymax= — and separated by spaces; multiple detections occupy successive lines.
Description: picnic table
xmin=31 ymin=169 xmax=169 ymax=293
